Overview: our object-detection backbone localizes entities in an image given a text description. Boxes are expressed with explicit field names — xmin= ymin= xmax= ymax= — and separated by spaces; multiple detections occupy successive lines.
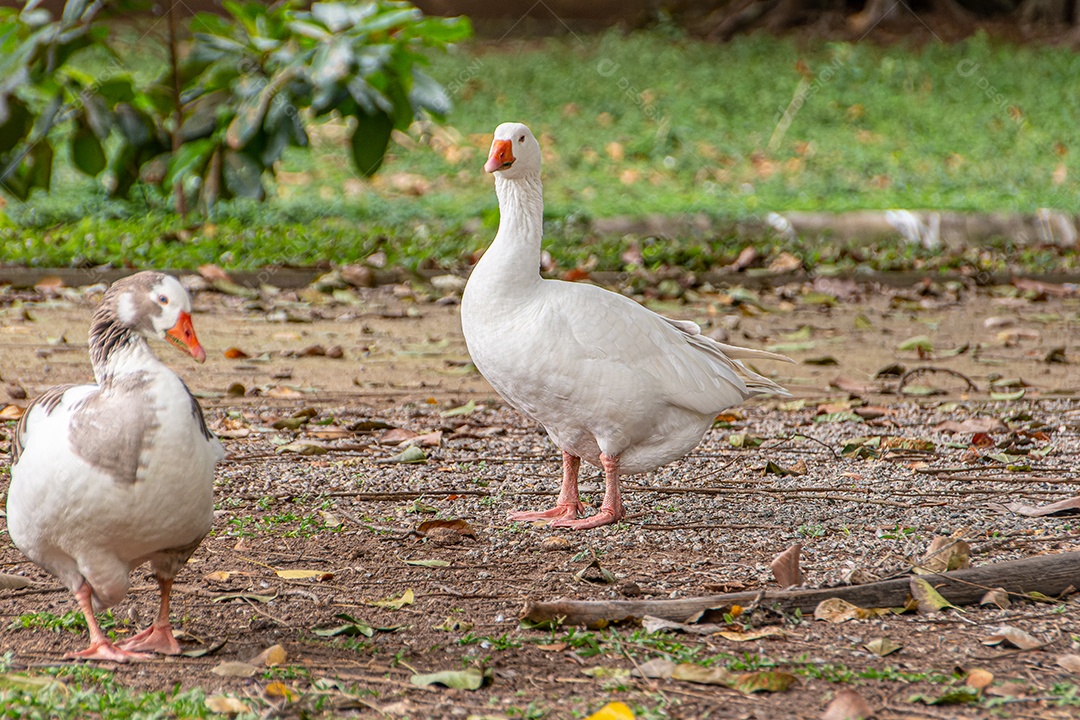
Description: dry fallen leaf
xmin=205 ymin=695 xmax=250 ymax=714
xmin=821 ymin=688 xmax=874 ymax=720
xmin=917 ymin=536 xmax=971 ymax=574
xmin=275 ymin=569 xmax=333 ymax=581
xmin=417 ymin=518 xmax=477 ymax=539
xmin=0 ymin=573 xmax=35 ymax=590
xmin=0 ymin=405 xmax=25 ymax=420
xmin=716 ymin=626 xmax=787 ymax=642
xmin=814 ymin=598 xmax=869 ymax=623
xmin=369 ymin=588 xmax=414 ymax=610
xmin=994 ymin=496 xmax=1080 ymax=517
xmin=982 ymin=625 xmax=1043 ymax=650
xmin=863 ymin=637 xmax=901 ymax=656
xmin=770 ymin=544 xmax=802 ymax=588
xmin=250 ymin=644 xmax=287 ymax=667
xmin=264 ymin=681 xmax=296 ymax=701
xmin=966 ymin=668 xmax=993 ymax=690
xmin=980 ymin=587 xmax=1011 ymax=609
xmin=210 ymin=661 xmax=258 ymax=678
xmin=1056 ymin=654 xmax=1080 ymax=674
xmin=223 ymin=347 xmax=250 ymax=359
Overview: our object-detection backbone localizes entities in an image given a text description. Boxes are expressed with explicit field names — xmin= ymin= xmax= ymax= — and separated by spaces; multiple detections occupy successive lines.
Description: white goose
xmin=461 ymin=122 xmax=792 ymax=530
xmin=6 ymin=271 xmax=223 ymax=661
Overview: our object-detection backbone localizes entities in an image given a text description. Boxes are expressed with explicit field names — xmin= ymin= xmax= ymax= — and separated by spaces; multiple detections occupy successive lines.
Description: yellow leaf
xmin=265 ymin=681 xmax=296 ymax=700
xmin=204 ymin=571 xmax=233 ymax=582
xmin=585 ymin=701 xmax=635 ymax=720
xmin=275 ymin=569 xmax=329 ymax=580
xmin=370 ymin=588 xmax=414 ymax=610
xmin=205 ymin=695 xmax=250 ymax=713
xmin=250 ymin=644 xmax=287 ymax=667
xmin=716 ymin=627 xmax=787 ymax=642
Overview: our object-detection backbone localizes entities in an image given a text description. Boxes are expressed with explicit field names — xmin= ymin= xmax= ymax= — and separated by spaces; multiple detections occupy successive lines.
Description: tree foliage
xmin=0 ymin=0 xmax=471 ymax=209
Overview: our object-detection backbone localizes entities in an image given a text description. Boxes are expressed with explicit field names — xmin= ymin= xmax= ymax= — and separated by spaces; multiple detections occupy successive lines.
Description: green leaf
xmin=61 ymin=0 xmax=91 ymax=26
xmin=71 ymin=119 xmax=106 ymax=176
xmin=404 ymin=558 xmax=450 ymax=568
xmin=440 ymin=400 xmax=475 ymax=417
xmin=409 ymin=68 xmax=451 ymax=117
xmin=910 ymin=576 xmax=961 ymax=614
xmin=0 ymin=95 xmax=32 ymax=155
xmin=377 ymin=444 xmax=426 ymax=464
xmin=349 ymin=109 xmax=393 ymax=177
xmin=898 ymin=335 xmax=933 ymax=352
xmin=313 ymin=613 xmax=375 ymax=637
xmin=410 ymin=667 xmax=488 ymax=690
xmin=733 ymin=670 xmax=797 ymax=694
xmin=164 ymin=137 xmax=215 ymax=188
xmin=223 ymin=149 xmax=263 ymax=199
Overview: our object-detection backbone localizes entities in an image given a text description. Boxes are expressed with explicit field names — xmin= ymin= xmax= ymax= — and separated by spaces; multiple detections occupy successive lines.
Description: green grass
xmin=2 ymin=29 xmax=1079 ymax=273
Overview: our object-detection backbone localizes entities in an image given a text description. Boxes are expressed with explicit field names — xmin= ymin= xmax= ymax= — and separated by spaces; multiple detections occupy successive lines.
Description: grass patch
xmin=2 ymin=30 xmax=1078 ymax=273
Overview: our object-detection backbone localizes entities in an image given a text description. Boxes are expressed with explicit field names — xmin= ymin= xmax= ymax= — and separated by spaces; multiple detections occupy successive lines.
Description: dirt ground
xmin=2 ymin=273 xmax=1080 ymax=719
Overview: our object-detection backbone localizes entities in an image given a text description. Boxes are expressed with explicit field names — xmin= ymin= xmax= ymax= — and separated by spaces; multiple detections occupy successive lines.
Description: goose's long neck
xmin=485 ymin=173 xmax=544 ymax=282
xmin=89 ymin=314 xmax=160 ymax=385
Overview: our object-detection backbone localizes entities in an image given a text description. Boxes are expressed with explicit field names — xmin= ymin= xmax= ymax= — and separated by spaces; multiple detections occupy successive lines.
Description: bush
xmin=0 ymin=0 xmax=470 ymax=210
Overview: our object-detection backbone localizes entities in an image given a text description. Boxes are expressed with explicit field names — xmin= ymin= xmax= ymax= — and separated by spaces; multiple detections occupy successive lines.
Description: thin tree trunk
xmin=167 ymin=1 xmax=187 ymax=217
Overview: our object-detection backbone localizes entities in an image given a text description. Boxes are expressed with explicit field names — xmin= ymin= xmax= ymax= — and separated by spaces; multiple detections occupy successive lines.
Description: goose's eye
xmin=158 ymin=294 xmax=169 ymax=305
xmin=519 ymin=135 xmax=525 ymax=142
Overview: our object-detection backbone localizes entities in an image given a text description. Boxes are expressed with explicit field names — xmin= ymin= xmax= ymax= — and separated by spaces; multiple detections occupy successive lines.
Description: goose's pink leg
xmin=550 ymin=453 xmax=625 ymax=530
xmin=117 ymin=576 xmax=182 ymax=655
xmin=66 ymin=582 xmax=152 ymax=662
xmin=509 ymin=451 xmax=585 ymax=522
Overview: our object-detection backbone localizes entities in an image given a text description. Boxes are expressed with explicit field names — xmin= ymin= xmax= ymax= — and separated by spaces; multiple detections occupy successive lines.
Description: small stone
xmin=6 ymin=383 xmax=26 ymax=400
xmin=326 ymin=345 xmax=344 ymax=359
xmin=226 ymin=382 xmax=246 ymax=396
xmin=619 ymin=581 xmax=642 ymax=597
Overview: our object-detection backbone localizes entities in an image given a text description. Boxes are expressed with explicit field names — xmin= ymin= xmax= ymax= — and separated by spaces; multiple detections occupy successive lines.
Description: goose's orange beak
xmin=485 ymin=139 xmax=514 ymax=173
xmin=165 ymin=311 xmax=206 ymax=363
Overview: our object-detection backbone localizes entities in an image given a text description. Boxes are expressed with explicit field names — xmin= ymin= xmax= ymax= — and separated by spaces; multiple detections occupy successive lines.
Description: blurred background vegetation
xmin=0 ymin=0 xmax=1078 ymax=275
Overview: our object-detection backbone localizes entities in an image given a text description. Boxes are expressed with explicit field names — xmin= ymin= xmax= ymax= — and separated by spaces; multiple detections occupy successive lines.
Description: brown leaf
xmin=379 ymin=428 xmax=418 ymax=446
xmin=199 ymin=264 xmax=232 ymax=282
xmin=982 ymin=625 xmax=1043 ymax=650
xmin=670 ymin=663 xmax=734 ymax=686
xmin=0 ymin=573 xmax=35 ymax=590
xmin=916 ymin=536 xmax=971 ymax=574
xmin=821 ymin=688 xmax=874 ymax=720
xmin=716 ymin=626 xmax=787 ymax=642
xmin=733 ymin=669 xmax=797 ymax=693
xmin=980 ymin=587 xmax=1011 ymax=609
xmin=1056 ymin=654 xmax=1080 ymax=674
xmin=223 ymin=347 xmax=250 ymax=360
xmin=417 ymin=518 xmax=476 ymax=539
xmin=813 ymin=598 xmax=869 ymax=623
xmin=863 ymin=637 xmax=901 ymax=656
xmin=770 ymin=544 xmax=802 ymax=588
xmin=211 ymin=661 xmax=258 ymax=678
xmin=966 ymin=668 xmax=993 ymax=690
xmin=994 ymin=496 xmax=1080 ymax=517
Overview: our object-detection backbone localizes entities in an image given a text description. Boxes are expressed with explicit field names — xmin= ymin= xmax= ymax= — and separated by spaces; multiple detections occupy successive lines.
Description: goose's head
xmin=106 ymin=271 xmax=207 ymax=363
xmin=485 ymin=122 xmax=541 ymax=179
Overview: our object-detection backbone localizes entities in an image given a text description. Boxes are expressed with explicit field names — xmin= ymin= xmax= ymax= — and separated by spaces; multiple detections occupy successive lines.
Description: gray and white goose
xmin=461 ymin=123 xmax=793 ymax=530
xmin=6 ymin=271 xmax=223 ymax=661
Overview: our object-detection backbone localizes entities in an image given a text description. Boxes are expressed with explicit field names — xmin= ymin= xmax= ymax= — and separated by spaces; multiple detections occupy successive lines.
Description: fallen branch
xmin=521 ymin=551 xmax=1080 ymax=628
xmin=897 ymin=366 xmax=978 ymax=393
